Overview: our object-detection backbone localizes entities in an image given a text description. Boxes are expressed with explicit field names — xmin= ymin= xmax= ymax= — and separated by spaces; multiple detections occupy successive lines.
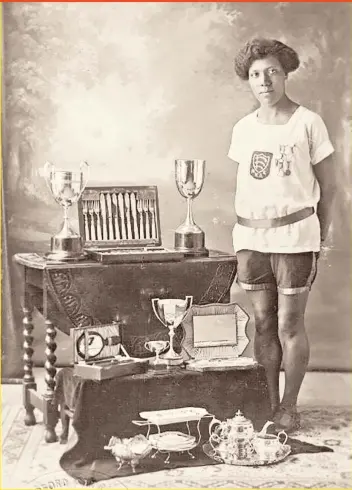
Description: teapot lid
xmin=230 ymin=410 xmax=253 ymax=427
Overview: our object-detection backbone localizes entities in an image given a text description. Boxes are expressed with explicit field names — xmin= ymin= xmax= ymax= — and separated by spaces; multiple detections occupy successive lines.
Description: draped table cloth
xmin=55 ymin=365 xmax=272 ymax=483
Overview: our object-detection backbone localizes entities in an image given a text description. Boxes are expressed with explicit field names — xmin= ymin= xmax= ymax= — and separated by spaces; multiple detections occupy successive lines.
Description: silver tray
xmin=139 ymin=407 xmax=209 ymax=425
xmin=185 ymin=357 xmax=257 ymax=372
xmin=203 ymin=442 xmax=291 ymax=466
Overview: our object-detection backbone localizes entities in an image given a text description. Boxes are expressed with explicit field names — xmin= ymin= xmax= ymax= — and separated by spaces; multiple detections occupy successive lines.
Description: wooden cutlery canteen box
xmin=78 ymin=185 xmax=184 ymax=263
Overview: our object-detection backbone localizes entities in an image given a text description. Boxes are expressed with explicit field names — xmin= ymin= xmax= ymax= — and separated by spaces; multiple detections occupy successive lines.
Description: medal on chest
xmin=275 ymin=144 xmax=295 ymax=177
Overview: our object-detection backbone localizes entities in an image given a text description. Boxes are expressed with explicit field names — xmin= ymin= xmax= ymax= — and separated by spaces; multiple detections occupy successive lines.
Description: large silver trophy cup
xmin=175 ymin=159 xmax=209 ymax=257
xmin=43 ymin=161 xmax=89 ymax=261
xmin=151 ymin=296 xmax=193 ymax=367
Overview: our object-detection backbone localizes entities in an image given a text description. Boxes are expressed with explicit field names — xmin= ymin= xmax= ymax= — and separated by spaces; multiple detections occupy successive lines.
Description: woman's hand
xmin=317 ymin=242 xmax=331 ymax=260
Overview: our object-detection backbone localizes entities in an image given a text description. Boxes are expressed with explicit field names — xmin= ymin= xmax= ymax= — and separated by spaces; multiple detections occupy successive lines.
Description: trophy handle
xmin=78 ymin=161 xmax=90 ymax=199
xmin=151 ymin=298 xmax=167 ymax=327
xmin=43 ymin=161 xmax=55 ymax=193
xmin=185 ymin=295 xmax=193 ymax=315
xmin=80 ymin=161 xmax=90 ymax=188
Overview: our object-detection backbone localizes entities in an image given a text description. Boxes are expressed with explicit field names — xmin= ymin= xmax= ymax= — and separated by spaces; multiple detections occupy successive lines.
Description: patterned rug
xmin=2 ymin=405 xmax=351 ymax=489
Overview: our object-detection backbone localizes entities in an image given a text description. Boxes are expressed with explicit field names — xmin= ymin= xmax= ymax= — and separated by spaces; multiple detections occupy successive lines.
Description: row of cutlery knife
xmin=82 ymin=192 xmax=158 ymax=241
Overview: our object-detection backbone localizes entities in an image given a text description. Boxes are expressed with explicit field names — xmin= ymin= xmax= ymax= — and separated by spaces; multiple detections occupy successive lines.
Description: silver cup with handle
xmin=151 ymin=296 xmax=193 ymax=367
xmin=144 ymin=340 xmax=170 ymax=369
xmin=43 ymin=161 xmax=89 ymax=261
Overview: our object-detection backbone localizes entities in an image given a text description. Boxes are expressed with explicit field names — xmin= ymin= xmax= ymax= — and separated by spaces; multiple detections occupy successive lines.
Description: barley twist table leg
xmin=43 ymin=318 xmax=58 ymax=443
xmin=23 ymin=305 xmax=37 ymax=426
xmin=44 ymin=318 xmax=57 ymax=396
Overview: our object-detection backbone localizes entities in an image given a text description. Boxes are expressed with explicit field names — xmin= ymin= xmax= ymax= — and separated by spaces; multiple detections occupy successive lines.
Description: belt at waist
xmin=237 ymin=207 xmax=314 ymax=229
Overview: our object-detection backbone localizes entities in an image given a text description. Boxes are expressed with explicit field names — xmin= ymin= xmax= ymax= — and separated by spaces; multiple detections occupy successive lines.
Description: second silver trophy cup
xmin=174 ymin=159 xmax=209 ymax=257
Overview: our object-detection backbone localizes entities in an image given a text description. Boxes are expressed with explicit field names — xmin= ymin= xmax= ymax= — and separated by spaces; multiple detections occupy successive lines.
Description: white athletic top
xmin=228 ymin=106 xmax=334 ymax=253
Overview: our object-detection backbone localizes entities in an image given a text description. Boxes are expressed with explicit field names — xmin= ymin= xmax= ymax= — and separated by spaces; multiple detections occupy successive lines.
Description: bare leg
xmin=277 ymin=291 xmax=310 ymax=409
xmin=246 ymin=289 xmax=281 ymax=415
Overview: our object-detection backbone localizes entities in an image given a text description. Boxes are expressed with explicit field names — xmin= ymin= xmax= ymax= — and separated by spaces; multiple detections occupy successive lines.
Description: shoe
xmin=273 ymin=406 xmax=301 ymax=433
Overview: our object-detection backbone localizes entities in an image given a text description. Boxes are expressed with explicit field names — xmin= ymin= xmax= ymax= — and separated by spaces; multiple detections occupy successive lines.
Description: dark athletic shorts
xmin=236 ymin=249 xmax=318 ymax=295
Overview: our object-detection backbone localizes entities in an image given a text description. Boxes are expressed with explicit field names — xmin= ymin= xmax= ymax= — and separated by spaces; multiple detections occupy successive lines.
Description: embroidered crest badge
xmin=250 ymin=151 xmax=273 ymax=180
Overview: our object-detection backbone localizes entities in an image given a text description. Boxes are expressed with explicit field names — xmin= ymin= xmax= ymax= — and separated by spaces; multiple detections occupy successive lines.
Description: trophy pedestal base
xmin=45 ymin=251 xmax=87 ymax=262
xmin=47 ymin=236 xmax=86 ymax=262
xmin=159 ymin=355 xmax=184 ymax=367
xmin=179 ymin=248 xmax=209 ymax=258
xmin=174 ymin=231 xmax=209 ymax=258
xmin=148 ymin=361 xmax=170 ymax=371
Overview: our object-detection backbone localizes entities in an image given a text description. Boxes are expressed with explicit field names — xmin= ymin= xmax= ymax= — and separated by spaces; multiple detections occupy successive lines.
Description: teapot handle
xmin=208 ymin=416 xmax=222 ymax=438
xmin=277 ymin=430 xmax=288 ymax=445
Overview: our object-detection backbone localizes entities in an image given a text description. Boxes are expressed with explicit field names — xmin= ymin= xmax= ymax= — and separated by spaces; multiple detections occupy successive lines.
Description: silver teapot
xmin=209 ymin=410 xmax=272 ymax=461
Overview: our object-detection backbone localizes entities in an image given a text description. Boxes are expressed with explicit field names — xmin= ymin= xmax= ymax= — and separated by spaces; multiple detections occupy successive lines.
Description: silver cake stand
xmin=133 ymin=407 xmax=214 ymax=463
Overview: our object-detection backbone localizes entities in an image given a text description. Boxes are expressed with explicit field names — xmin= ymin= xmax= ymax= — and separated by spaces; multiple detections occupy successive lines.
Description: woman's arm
xmin=232 ymin=161 xmax=239 ymax=222
xmin=232 ymin=160 xmax=239 ymax=192
xmin=313 ymin=154 xmax=337 ymax=243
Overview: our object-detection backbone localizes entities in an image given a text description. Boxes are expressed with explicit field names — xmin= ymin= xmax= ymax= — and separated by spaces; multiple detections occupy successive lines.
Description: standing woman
xmin=228 ymin=38 xmax=337 ymax=432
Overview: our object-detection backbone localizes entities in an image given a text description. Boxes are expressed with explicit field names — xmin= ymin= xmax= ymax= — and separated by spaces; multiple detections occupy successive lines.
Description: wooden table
xmin=13 ymin=251 xmax=237 ymax=443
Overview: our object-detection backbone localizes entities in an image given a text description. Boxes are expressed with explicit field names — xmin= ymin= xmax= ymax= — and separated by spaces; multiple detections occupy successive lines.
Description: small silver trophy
xmin=174 ymin=159 xmax=209 ymax=257
xmin=144 ymin=340 xmax=170 ymax=369
xmin=43 ymin=161 xmax=89 ymax=261
xmin=151 ymin=296 xmax=193 ymax=367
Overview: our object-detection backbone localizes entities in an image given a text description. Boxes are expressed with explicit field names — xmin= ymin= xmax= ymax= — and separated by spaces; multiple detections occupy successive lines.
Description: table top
xmin=13 ymin=250 xmax=237 ymax=270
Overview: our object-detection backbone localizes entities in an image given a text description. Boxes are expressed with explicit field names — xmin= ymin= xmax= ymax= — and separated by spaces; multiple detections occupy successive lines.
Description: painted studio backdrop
xmin=2 ymin=2 xmax=351 ymax=378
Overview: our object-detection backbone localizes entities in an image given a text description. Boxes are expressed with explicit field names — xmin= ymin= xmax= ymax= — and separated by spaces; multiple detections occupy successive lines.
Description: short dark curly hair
xmin=234 ymin=38 xmax=300 ymax=80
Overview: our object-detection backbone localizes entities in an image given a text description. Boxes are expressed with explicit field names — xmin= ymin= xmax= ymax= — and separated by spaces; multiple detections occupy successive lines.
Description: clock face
xmin=76 ymin=331 xmax=105 ymax=359
xmin=72 ymin=324 xmax=122 ymax=363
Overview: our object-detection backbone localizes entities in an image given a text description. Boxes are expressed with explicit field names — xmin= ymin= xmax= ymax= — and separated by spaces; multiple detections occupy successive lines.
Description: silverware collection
xmin=82 ymin=192 xmax=158 ymax=241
